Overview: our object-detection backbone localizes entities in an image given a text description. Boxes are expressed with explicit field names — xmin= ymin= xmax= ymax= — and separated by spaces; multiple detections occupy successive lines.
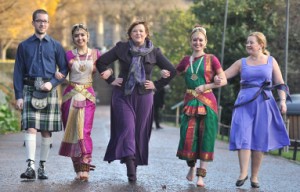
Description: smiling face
xmin=130 ymin=24 xmax=148 ymax=47
xmin=190 ymin=31 xmax=207 ymax=52
xmin=246 ymin=35 xmax=262 ymax=55
xmin=72 ymin=28 xmax=89 ymax=48
xmin=32 ymin=13 xmax=49 ymax=35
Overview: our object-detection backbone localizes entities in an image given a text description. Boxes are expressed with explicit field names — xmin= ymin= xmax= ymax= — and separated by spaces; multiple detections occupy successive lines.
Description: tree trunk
xmin=1 ymin=39 xmax=13 ymax=60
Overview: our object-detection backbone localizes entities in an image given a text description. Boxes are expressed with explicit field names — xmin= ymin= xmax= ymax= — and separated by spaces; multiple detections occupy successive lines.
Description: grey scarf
xmin=124 ymin=39 xmax=154 ymax=95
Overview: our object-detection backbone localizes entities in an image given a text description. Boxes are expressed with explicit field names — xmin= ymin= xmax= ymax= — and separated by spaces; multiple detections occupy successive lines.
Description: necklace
xmin=76 ymin=48 xmax=89 ymax=72
xmin=189 ymin=55 xmax=204 ymax=81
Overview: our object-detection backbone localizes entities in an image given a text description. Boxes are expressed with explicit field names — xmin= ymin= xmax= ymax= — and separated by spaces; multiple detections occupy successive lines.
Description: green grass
xmin=163 ymin=121 xmax=178 ymax=127
xmin=217 ymin=134 xmax=229 ymax=142
xmin=268 ymin=149 xmax=300 ymax=162
xmin=158 ymin=122 xmax=300 ymax=163
xmin=216 ymin=134 xmax=300 ymax=163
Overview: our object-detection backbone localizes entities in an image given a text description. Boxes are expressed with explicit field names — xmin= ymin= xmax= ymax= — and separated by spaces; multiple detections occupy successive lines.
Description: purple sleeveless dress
xmin=229 ymin=56 xmax=290 ymax=152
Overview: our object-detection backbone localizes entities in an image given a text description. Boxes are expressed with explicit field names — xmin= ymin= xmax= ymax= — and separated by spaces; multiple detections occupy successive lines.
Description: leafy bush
xmin=0 ymin=77 xmax=20 ymax=134
xmin=0 ymin=102 xmax=19 ymax=134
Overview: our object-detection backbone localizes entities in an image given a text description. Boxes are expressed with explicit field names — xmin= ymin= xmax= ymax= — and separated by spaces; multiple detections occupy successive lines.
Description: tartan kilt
xmin=21 ymin=85 xmax=62 ymax=132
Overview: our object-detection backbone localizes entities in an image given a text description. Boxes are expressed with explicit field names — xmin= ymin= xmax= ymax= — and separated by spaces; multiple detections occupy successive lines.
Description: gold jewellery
xmin=189 ymin=55 xmax=204 ymax=81
xmin=76 ymin=48 xmax=90 ymax=72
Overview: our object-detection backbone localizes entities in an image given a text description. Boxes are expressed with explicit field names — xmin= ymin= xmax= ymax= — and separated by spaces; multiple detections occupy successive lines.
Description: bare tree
xmin=0 ymin=0 xmax=61 ymax=60
xmin=0 ymin=0 xmax=33 ymax=59
xmin=0 ymin=0 xmax=190 ymax=59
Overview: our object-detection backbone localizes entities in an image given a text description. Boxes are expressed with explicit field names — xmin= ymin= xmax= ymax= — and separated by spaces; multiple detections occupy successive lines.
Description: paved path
xmin=0 ymin=105 xmax=299 ymax=192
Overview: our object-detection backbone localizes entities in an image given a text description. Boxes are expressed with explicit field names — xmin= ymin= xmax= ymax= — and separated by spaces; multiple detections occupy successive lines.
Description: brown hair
xmin=127 ymin=20 xmax=150 ymax=40
xmin=71 ymin=23 xmax=88 ymax=36
xmin=71 ymin=24 xmax=89 ymax=44
xmin=32 ymin=9 xmax=48 ymax=21
xmin=248 ymin=32 xmax=270 ymax=55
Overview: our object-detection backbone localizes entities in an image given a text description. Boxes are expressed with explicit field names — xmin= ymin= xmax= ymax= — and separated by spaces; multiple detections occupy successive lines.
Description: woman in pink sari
xmin=56 ymin=24 xmax=110 ymax=181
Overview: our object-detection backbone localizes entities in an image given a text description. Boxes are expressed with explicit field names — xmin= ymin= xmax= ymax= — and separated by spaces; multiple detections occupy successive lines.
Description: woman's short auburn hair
xmin=127 ymin=20 xmax=150 ymax=40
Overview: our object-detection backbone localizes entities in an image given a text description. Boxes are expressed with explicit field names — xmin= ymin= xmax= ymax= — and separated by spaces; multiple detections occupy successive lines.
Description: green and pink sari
xmin=176 ymin=54 xmax=221 ymax=161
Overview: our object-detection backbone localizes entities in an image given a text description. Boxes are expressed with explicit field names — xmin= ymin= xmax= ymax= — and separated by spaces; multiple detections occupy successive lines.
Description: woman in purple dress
xmin=216 ymin=32 xmax=290 ymax=188
xmin=96 ymin=21 xmax=176 ymax=182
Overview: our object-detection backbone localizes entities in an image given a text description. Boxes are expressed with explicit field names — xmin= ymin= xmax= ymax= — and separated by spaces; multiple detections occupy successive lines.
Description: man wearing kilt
xmin=13 ymin=9 xmax=68 ymax=180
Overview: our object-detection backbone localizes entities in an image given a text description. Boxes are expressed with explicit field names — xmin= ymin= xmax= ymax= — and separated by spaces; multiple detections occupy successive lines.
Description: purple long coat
xmin=96 ymin=41 xmax=176 ymax=165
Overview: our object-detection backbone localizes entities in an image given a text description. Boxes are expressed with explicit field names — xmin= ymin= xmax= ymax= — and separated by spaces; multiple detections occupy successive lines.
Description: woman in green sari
xmin=176 ymin=25 xmax=227 ymax=187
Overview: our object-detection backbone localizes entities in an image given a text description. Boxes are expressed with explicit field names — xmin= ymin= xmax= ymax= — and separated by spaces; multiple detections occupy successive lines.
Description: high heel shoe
xmin=236 ymin=176 xmax=248 ymax=187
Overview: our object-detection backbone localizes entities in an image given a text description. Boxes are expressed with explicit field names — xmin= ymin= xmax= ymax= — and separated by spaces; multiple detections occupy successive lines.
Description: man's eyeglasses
xmin=72 ymin=23 xmax=88 ymax=34
xmin=34 ymin=20 xmax=49 ymax=24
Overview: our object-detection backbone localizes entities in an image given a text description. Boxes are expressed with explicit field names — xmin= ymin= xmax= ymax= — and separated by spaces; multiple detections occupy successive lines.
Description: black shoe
xmin=20 ymin=167 xmax=36 ymax=179
xmin=251 ymin=181 xmax=260 ymax=188
xmin=20 ymin=159 xmax=36 ymax=179
xmin=38 ymin=161 xmax=48 ymax=180
xmin=38 ymin=167 xmax=48 ymax=179
xmin=236 ymin=175 xmax=248 ymax=187
xmin=156 ymin=126 xmax=163 ymax=129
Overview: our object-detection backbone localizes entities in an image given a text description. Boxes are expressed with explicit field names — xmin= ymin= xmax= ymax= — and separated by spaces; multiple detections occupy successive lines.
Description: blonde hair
xmin=190 ymin=25 xmax=207 ymax=41
xmin=248 ymin=32 xmax=270 ymax=55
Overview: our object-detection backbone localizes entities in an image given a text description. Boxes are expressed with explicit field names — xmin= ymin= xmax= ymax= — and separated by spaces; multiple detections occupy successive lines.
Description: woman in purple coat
xmin=96 ymin=21 xmax=176 ymax=182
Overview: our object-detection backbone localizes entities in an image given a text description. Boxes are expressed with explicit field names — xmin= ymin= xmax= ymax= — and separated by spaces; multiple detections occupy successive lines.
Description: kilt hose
xmin=21 ymin=85 xmax=62 ymax=132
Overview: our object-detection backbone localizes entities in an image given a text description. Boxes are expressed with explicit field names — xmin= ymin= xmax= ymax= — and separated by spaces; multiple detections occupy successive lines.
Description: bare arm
xmin=272 ymin=58 xmax=285 ymax=85
xmin=225 ymin=59 xmax=241 ymax=79
xmin=214 ymin=59 xmax=241 ymax=85
xmin=196 ymin=68 xmax=227 ymax=93
xmin=206 ymin=68 xmax=227 ymax=89
xmin=272 ymin=57 xmax=287 ymax=114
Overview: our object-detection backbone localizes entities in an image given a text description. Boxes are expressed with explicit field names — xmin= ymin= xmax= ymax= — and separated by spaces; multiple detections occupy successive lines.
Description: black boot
xmin=125 ymin=156 xmax=137 ymax=182
xmin=38 ymin=161 xmax=48 ymax=180
xmin=20 ymin=159 xmax=36 ymax=179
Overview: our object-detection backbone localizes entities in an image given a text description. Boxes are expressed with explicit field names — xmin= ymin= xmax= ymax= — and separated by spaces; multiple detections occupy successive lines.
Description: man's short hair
xmin=32 ymin=9 xmax=48 ymax=21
